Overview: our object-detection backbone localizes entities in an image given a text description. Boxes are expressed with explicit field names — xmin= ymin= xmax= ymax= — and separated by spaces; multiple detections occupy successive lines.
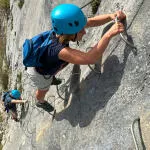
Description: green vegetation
xmin=0 ymin=0 xmax=10 ymax=11
xmin=17 ymin=72 xmax=23 ymax=93
xmin=11 ymin=15 xmax=13 ymax=30
xmin=18 ymin=83 xmax=23 ymax=93
xmin=0 ymin=143 xmax=2 ymax=150
xmin=0 ymin=113 xmax=2 ymax=123
xmin=0 ymin=135 xmax=3 ymax=150
xmin=0 ymin=113 xmax=3 ymax=150
xmin=15 ymin=72 xmax=23 ymax=93
xmin=91 ymin=0 xmax=101 ymax=14
xmin=0 ymin=1 xmax=10 ymax=149
xmin=18 ymin=0 xmax=24 ymax=9
xmin=0 ymin=38 xmax=5 ymax=66
xmin=0 ymin=37 xmax=9 ymax=91
xmin=0 ymin=0 xmax=10 ymax=91
xmin=0 ymin=0 xmax=10 ymax=17
xmin=1 ymin=71 xmax=9 ymax=91
xmin=17 ymin=72 xmax=22 ymax=83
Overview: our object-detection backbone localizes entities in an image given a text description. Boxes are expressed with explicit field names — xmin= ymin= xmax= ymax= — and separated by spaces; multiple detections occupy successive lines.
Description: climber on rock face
xmin=26 ymin=3 xmax=126 ymax=111
xmin=1 ymin=90 xmax=27 ymax=122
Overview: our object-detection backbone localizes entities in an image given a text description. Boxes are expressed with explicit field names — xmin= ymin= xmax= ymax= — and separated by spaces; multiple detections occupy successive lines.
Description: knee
xmin=11 ymin=111 xmax=17 ymax=119
xmin=35 ymin=89 xmax=48 ymax=99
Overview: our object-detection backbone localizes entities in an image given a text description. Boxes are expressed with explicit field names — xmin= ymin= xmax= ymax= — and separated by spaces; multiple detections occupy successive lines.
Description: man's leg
xmin=35 ymin=89 xmax=54 ymax=112
xmin=11 ymin=111 xmax=18 ymax=121
xmin=36 ymin=89 xmax=48 ymax=103
xmin=9 ymin=105 xmax=18 ymax=121
xmin=27 ymin=67 xmax=54 ymax=112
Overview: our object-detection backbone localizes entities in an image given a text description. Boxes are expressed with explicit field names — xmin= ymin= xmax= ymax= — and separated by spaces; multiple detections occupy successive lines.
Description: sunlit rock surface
xmin=2 ymin=0 xmax=150 ymax=149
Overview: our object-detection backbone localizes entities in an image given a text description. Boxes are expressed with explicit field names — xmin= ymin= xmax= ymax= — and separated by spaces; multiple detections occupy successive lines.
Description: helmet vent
xmin=74 ymin=21 xmax=79 ymax=26
xmin=68 ymin=23 xmax=73 ymax=27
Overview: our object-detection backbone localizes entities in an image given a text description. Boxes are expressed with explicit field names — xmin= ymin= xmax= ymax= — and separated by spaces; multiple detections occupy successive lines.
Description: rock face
xmin=140 ymin=112 xmax=150 ymax=149
xmin=2 ymin=0 xmax=150 ymax=149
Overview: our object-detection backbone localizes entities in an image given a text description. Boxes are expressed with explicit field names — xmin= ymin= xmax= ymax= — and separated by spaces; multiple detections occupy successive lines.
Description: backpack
xmin=2 ymin=91 xmax=9 ymax=102
xmin=23 ymin=30 xmax=54 ymax=67
xmin=1 ymin=91 xmax=11 ymax=112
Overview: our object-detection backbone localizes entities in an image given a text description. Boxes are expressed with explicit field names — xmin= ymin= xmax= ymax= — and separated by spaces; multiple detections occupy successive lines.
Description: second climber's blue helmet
xmin=11 ymin=90 xmax=21 ymax=99
xmin=51 ymin=3 xmax=87 ymax=35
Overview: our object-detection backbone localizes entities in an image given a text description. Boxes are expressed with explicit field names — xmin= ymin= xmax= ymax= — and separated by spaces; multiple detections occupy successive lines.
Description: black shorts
xmin=7 ymin=103 xmax=17 ymax=113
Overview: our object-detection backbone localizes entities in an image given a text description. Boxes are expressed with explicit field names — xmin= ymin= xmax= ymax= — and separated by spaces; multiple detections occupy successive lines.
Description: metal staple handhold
xmin=115 ymin=16 xmax=137 ymax=49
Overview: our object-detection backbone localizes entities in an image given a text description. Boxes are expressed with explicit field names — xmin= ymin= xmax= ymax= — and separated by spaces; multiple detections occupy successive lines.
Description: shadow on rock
xmin=55 ymin=26 xmax=136 ymax=127
xmin=19 ymin=102 xmax=29 ymax=124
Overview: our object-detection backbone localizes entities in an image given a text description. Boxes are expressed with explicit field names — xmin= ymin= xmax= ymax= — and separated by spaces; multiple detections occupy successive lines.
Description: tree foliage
xmin=0 ymin=0 xmax=10 ymax=16
xmin=91 ymin=0 xmax=101 ymax=14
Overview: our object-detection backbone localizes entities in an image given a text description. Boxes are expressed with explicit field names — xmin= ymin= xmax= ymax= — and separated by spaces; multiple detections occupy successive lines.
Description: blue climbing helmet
xmin=11 ymin=90 xmax=21 ymax=99
xmin=51 ymin=3 xmax=87 ymax=35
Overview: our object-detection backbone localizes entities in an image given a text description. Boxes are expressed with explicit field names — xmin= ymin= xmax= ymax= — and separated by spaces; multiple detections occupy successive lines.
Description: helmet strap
xmin=73 ymin=33 xmax=79 ymax=46
xmin=9 ymin=94 xmax=15 ymax=99
xmin=73 ymin=33 xmax=77 ymax=41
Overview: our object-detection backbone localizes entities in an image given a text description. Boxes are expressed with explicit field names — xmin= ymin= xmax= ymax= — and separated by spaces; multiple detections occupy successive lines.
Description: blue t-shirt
xmin=36 ymin=31 xmax=69 ymax=75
